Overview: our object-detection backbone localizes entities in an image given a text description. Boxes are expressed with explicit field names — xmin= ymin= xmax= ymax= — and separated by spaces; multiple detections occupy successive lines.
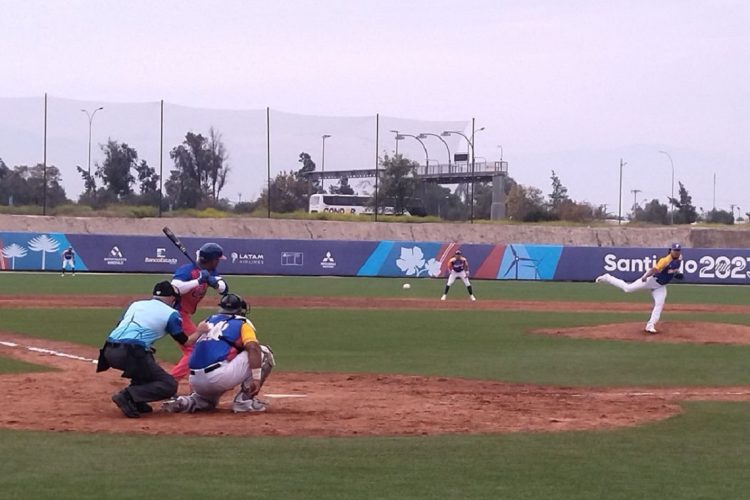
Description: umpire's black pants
xmin=102 ymin=343 xmax=178 ymax=403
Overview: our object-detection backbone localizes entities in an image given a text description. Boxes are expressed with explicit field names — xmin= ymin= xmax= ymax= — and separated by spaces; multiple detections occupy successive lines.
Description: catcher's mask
xmin=219 ymin=293 xmax=249 ymax=316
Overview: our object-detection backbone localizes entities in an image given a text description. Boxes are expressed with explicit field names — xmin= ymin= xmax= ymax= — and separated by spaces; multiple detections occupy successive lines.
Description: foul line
xmin=0 ymin=340 xmax=98 ymax=364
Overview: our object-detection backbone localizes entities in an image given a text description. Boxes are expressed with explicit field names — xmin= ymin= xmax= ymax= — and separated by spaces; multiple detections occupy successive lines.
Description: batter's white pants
xmin=602 ymin=275 xmax=667 ymax=329
xmin=187 ymin=351 xmax=253 ymax=411
xmin=447 ymin=270 xmax=471 ymax=287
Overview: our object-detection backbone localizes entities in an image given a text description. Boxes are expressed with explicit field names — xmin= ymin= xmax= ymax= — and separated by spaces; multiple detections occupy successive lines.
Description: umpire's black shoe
xmin=135 ymin=402 xmax=153 ymax=414
xmin=112 ymin=391 xmax=140 ymax=418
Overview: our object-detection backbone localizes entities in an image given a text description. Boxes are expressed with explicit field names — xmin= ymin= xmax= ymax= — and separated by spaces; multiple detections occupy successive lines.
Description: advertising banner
xmin=2 ymin=230 xmax=749 ymax=285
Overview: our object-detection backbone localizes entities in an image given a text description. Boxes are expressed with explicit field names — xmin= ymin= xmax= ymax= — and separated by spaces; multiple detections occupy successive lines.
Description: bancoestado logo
xmin=104 ymin=245 xmax=127 ymax=266
xmin=144 ymin=247 xmax=178 ymax=265
xmin=603 ymin=252 xmax=750 ymax=280
xmin=230 ymin=251 xmax=265 ymax=265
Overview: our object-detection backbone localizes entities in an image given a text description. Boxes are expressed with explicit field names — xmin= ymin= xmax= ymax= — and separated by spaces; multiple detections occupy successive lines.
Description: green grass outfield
xmin=3 ymin=272 xmax=750 ymax=305
xmin=0 ymin=403 xmax=748 ymax=500
xmin=1 ymin=274 xmax=749 ymax=498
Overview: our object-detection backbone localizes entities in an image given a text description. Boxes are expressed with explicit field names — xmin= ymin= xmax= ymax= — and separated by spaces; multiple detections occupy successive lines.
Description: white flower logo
xmin=396 ymin=247 xmax=425 ymax=276
xmin=1 ymin=243 xmax=28 ymax=269
xmin=396 ymin=246 xmax=442 ymax=277
xmin=424 ymin=258 xmax=442 ymax=277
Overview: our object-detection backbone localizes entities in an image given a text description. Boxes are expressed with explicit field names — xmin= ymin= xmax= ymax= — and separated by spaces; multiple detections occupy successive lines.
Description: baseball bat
xmin=162 ymin=226 xmax=197 ymax=266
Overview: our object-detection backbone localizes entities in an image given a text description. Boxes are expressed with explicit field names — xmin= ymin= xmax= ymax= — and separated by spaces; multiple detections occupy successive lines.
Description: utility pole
xmin=630 ymin=189 xmax=642 ymax=213
xmin=618 ymin=159 xmax=627 ymax=224
xmin=713 ymin=172 xmax=716 ymax=210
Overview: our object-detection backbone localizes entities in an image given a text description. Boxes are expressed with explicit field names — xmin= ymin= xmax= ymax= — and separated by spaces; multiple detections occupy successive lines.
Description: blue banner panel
xmin=554 ymin=246 xmax=750 ymax=284
xmin=0 ymin=232 xmax=88 ymax=271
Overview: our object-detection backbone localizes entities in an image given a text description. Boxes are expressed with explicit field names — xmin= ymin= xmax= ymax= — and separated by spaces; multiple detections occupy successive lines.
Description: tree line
xmin=0 ymin=136 xmax=741 ymax=224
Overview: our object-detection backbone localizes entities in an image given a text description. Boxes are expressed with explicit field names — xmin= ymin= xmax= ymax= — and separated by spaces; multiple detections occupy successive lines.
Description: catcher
xmin=161 ymin=293 xmax=275 ymax=414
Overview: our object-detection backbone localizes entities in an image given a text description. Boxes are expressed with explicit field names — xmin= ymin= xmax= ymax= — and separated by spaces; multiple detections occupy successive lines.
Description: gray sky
xmin=1 ymin=0 xmax=749 ymax=214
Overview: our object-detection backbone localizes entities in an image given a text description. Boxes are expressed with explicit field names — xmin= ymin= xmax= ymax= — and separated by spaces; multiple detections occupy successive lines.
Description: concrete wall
xmin=1 ymin=214 xmax=748 ymax=248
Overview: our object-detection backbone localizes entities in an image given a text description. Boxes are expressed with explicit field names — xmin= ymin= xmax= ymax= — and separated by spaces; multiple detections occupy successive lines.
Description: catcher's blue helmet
xmin=198 ymin=242 xmax=225 ymax=262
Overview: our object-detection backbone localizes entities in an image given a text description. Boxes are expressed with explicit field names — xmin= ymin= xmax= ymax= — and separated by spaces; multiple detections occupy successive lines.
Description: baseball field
xmin=1 ymin=274 xmax=749 ymax=499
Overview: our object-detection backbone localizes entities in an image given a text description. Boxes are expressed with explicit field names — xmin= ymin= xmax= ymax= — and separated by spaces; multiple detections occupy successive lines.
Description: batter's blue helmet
xmin=198 ymin=242 xmax=225 ymax=262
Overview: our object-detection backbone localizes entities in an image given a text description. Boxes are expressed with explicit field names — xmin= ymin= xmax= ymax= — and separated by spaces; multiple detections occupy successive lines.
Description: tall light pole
xmin=396 ymin=133 xmax=429 ymax=171
xmin=659 ymin=150 xmax=675 ymax=224
xmin=497 ymin=145 xmax=503 ymax=161
xmin=389 ymin=130 xmax=400 ymax=155
xmin=81 ymin=107 xmax=104 ymax=188
xmin=619 ymin=159 xmax=627 ymax=224
xmin=443 ymin=123 xmax=484 ymax=222
xmin=418 ymin=133 xmax=451 ymax=168
xmin=321 ymin=134 xmax=331 ymax=192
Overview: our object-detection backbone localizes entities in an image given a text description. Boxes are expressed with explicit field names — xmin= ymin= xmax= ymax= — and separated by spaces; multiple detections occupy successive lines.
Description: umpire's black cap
xmin=153 ymin=281 xmax=179 ymax=297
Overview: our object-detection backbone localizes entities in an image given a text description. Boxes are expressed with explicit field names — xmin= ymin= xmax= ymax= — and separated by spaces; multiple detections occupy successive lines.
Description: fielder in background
xmin=96 ymin=281 xmax=207 ymax=418
xmin=170 ymin=242 xmax=229 ymax=379
xmin=61 ymin=246 xmax=75 ymax=276
xmin=441 ymin=249 xmax=477 ymax=301
xmin=596 ymin=243 xmax=684 ymax=334
xmin=162 ymin=293 xmax=275 ymax=414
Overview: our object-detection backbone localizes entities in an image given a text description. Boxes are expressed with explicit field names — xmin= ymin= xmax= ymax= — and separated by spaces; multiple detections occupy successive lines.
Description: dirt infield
xmin=2 ymin=294 xmax=750 ymax=314
xmin=535 ymin=321 xmax=750 ymax=345
xmin=1 ymin=294 xmax=749 ymax=437
xmin=2 ymin=332 xmax=749 ymax=438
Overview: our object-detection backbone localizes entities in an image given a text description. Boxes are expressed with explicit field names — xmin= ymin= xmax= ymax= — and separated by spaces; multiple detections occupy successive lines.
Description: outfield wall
xmin=3 ymin=214 xmax=750 ymax=248
xmin=2 ymin=231 xmax=750 ymax=285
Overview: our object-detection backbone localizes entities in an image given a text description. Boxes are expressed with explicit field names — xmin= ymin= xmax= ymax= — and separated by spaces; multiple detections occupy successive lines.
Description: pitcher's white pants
xmin=603 ymin=275 xmax=666 ymax=328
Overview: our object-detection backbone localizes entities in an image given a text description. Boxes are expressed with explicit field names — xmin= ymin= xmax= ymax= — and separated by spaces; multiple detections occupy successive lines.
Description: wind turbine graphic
xmin=503 ymin=245 xmax=542 ymax=280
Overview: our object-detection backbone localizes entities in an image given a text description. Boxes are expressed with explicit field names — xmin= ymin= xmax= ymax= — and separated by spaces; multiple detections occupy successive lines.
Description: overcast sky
xmin=1 ymin=0 xmax=748 ymax=213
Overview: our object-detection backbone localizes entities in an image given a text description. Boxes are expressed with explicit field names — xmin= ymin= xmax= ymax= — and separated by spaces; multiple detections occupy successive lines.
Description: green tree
xmin=704 ymin=209 xmax=734 ymax=225
xmin=632 ymin=199 xmax=669 ymax=224
xmin=166 ymin=129 xmax=230 ymax=209
xmin=376 ymin=154 xmax=418 ymax=215
xmin=96 ymin=139 xmax=137 ymax=198
xmin=506 ymin=184 xmax=553 ymax=222
xmin=548 ymin=170 xmax=570 ymax=215
xmin=0 ymin=163 xmax=67 ymax=207
xmin=668 ymin=182 xmax=698 ymax=224
xmin=254 ymin=170 xmax=314 ymax=213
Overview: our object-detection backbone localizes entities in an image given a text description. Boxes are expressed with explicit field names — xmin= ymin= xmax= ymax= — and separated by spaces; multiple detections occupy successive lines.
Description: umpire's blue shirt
xmin=108 ymin=299 xmax=183 ymax=349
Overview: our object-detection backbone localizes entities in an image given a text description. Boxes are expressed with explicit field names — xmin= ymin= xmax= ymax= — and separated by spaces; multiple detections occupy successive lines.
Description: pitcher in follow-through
xmin=596 ymin=243 xmax=684 ymax=334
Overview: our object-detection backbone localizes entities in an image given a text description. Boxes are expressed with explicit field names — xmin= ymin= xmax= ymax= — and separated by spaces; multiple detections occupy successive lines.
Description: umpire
xmin=97 ymin=281 xmax=202 ymax=418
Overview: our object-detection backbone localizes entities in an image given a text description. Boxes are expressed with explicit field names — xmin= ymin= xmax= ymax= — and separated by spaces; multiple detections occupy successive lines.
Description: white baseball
xmin=402 ymin=283 xmax=411 ymax=289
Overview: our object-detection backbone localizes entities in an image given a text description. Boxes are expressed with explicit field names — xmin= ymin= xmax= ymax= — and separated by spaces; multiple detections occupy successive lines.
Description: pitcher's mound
xmin=535 ymin=321 xmax=750 ymax=345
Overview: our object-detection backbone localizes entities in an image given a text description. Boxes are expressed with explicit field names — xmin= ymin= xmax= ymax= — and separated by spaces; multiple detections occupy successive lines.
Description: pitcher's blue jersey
xmin=107 ymin=299 xmax=183 ymax=349
xmin=189 ymin=313 xmax=258 ymax=369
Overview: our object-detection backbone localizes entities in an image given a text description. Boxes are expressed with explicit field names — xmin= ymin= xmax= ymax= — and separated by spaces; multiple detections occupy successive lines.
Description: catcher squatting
xmin=97 ymin=242 xmax=275 ymax=417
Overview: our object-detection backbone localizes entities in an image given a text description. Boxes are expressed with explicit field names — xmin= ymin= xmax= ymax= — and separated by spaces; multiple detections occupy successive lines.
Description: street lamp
xmin=418 ymin=133 xmax=451 ymax=168
xmin=389 ymin=130 xmax=400 ymax=155
xmin=618 ymin=159 xmax=627 ymax=224
xmin=659 ymin=150 xmax=675 ymax=224
xmin=497 ymin=145 xmax=503 ymax=161
xmin=443 ymin=121 xmax=484 ymax=222
xmin=81 ymin=106 xmax=104 ymax=191
xmin=321 ymin=134 xmax=331 ymax=192
xmin=396 ymin=133 xmax=429 ymax=172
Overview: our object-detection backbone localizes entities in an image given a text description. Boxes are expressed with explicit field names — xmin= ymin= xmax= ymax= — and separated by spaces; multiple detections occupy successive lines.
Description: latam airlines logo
xmin=104 ymin=245 xmax=127 ymax=266
xmin=231 ymin=251 xmax=265 ymax=265
xmin=144 ymin=247 xmax=178 ymax=265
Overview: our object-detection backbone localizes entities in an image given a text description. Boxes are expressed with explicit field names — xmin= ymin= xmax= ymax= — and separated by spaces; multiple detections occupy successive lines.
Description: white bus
xmin=309 ymin=194 xmax=419 ymax=216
